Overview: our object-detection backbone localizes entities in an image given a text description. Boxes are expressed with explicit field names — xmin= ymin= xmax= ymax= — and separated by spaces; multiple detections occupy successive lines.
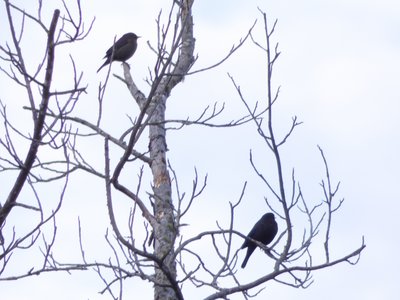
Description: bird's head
xmin=124 ymin=32 xmax=140 ymax=41
xmin=263 ymin=213 xmax=275 ymax=220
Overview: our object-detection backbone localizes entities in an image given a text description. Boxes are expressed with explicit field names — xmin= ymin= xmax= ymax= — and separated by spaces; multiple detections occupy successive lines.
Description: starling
xmin=97 ymin=32 xmax=139 ymax=73
xmin=241 ymin=212 xmax=278 ymax=268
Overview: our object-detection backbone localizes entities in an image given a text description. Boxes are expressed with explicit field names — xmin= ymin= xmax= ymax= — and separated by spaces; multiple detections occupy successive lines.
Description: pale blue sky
xmin=1 ymin=0 xmax=399 ymax=299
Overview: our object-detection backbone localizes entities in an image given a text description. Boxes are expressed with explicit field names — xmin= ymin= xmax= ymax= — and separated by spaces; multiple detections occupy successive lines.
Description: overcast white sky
xmin=1 ymin=0 xmax=399 ymax=299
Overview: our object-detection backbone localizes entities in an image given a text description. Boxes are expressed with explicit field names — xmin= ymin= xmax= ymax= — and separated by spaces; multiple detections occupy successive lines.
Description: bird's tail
xmin=241 ymin=246 xmax=255 ymax=268
xmin=241 ymin=254 xmax=250 ymax=268
xmin=97 ymin=60 xmax=109 ymax=73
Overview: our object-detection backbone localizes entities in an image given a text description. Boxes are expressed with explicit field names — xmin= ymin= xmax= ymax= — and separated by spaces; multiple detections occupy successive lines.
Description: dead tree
xmin=0 ymin=0 xmax=90 ymax=274
xmin=0 ymin=1 xmax=364 ymax=299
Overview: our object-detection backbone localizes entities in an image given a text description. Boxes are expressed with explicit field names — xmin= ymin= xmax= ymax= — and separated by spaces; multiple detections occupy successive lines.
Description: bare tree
xmin=0 ymin=1 xmax=365 ymax=299
xmin=0 ymin=0 xmax=90 ymax=274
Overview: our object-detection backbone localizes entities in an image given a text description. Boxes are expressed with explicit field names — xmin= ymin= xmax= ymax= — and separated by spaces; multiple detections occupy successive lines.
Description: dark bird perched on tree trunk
xmin=97 ymin=32 xmax=139 ymax=73
xmin=241 ymin=212 xmax=278 ymax=268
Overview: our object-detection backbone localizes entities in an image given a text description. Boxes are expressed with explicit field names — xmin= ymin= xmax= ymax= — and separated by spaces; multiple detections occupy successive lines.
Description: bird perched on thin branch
xmin=241 ymin=212 xmax=278 ymax=268
xmin=97 ymin=32 xmax=139 ymax=73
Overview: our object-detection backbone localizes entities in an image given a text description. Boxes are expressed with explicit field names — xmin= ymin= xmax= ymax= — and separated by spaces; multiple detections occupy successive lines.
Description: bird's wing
xmin=105 ymin=36 xmax=130 ymax=57
xmin=241 ymin=220 xmax=262 ymax=248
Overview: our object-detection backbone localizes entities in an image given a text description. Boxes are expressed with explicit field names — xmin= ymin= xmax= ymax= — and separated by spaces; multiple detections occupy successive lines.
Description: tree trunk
xmin=150 ymin=2 xmax=194 ymax=299
xmin=149 ymin=94 xmax=178 ymax=300
xmin=121 ymin=2 xmax=194 ymax=298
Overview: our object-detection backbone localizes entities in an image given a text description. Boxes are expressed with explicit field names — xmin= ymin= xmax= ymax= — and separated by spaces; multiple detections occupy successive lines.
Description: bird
xmin=97 ymin=32 xmax=139 ymax=73
xmin=241 ymin=212 xmax=278 ymax=268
